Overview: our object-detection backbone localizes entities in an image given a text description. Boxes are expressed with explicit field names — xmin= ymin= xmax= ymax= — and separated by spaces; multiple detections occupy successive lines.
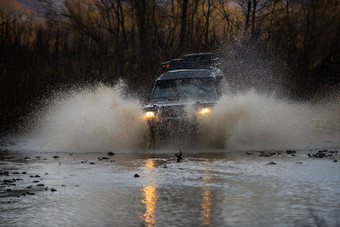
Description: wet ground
xmin=1 ymin=148 xmax=340 ymax=226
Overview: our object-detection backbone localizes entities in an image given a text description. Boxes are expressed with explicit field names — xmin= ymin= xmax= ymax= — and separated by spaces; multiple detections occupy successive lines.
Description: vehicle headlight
xmin=144 ymin=111 xmax=156 ymax=119
xmin=198 ymin=107 xmax=211 ymax=115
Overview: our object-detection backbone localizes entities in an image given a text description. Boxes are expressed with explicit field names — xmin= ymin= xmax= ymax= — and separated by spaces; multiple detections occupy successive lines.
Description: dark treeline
xmin=0 ymin=0 xmax=339 ymax=131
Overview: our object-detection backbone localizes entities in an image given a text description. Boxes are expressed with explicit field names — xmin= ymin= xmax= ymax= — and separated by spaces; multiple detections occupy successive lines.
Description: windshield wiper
xmin=167 ymin=97 xmax=180 ymax=101
xmin=151 ymin=96 xmax=180 ymax=101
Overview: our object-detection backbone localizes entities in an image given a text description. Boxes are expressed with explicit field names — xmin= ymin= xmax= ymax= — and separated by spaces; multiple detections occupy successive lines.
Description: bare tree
xmin=179 ymin=0 xmax=189 ymax=47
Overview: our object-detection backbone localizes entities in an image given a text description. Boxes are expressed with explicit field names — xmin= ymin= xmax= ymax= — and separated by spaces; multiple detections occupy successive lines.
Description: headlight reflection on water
xmin=200 ymin=169 xmax=212 ymax=226
xmin=140 ymin=159 xmax=213 ymax=227
xmin=141 ymin=185 xmax=157 ymax=227
xmin=141 ymin=159 xmax=157 ymax=227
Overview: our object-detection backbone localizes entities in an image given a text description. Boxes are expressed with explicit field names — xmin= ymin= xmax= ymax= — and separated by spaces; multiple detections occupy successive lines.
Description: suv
xmin=143 ymin=53 xmax=227 ymax=144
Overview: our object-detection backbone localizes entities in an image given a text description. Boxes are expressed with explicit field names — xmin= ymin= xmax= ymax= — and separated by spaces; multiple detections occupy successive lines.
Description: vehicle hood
xmin=143 ymin=100 xmax=217 ymax=111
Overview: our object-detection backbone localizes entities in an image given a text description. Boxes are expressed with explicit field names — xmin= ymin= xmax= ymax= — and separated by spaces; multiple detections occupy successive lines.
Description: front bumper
xmin=146 ymin=117 xmax=199 ymax=143
xmin=147 ymin=116 xmax=198 ymax=129
xmin=143 ymin=102 xmax=215 ymax=137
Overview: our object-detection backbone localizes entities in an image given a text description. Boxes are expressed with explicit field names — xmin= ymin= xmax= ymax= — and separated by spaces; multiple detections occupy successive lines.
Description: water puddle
xmin=1 ymin=150 xmax=339 ymax=226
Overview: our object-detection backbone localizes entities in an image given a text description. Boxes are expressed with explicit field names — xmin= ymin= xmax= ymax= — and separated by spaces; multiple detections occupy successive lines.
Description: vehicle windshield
xmin=151 ymin=78 xmax=219 ymax=101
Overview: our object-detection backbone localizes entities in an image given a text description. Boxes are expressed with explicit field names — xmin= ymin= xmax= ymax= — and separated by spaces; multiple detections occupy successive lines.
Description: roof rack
xmin=160 ymin=52 xmax=219 ymax=72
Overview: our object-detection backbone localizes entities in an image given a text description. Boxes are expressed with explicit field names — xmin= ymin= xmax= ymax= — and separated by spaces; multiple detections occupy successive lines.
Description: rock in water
xmin=175 ymin=149 xmax=183 ymax=163
xmin=266 ymin=162 xmax=277 ymax=165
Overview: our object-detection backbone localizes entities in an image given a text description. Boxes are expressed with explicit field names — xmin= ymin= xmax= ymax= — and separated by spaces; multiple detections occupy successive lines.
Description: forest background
xmin=0 ymin=0 xmax=339 ymax=131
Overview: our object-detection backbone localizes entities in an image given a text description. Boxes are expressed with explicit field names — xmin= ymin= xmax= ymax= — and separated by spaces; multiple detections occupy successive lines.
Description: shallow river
xmin=1 ymin=149 xmax=339 ymax=227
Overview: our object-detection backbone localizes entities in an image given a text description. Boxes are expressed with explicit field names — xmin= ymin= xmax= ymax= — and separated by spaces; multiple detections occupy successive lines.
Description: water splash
xmin=8 ymin=83 xmax=148 ymax=152
xmin=199 ymin=90 xmax=340 ymax=150
xmin=1 ymin=84 xmax=339 ymax=152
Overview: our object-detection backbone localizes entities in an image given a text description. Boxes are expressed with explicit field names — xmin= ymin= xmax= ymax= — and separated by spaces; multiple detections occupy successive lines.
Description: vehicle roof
xmin=157 ymin=69 xmax=216 ymax=81
xmin=182 ymin=52 xmax=215 ymax=58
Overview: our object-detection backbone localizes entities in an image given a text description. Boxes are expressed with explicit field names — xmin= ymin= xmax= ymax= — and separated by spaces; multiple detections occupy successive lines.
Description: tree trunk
xmin=179 ymin=0 xmax=189 ymax=47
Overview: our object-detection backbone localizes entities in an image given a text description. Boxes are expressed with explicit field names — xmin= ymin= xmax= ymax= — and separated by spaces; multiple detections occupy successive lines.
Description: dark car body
xmin=143 ymin=64 xmax=227 ymax=144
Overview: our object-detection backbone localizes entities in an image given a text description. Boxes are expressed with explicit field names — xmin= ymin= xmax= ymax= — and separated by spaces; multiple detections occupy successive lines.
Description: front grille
xmin=158 ymin=106 xmax=187 ymax=118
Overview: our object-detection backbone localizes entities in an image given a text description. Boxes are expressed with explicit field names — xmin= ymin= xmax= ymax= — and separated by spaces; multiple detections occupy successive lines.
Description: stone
xmin=266 ymin=162 xmax=277 ymax=165
xmin=313 ymin=153 xmax=326 ymax=158
xmin=175 ymin=149 xmax=183 ymax=163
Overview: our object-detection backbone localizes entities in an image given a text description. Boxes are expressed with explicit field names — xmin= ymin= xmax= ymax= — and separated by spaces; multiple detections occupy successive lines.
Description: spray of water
xmin=12 ymin=83 xmax=148 ymax=152
xmin=199 ymin=90 xmax=340 ymax=150
xmin=2 ymin=86 xmax=339 ymax=152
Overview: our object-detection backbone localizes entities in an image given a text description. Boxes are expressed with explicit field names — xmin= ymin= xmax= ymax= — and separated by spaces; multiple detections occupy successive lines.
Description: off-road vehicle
xmin=143 ymin=53 xmax=227 ymax=144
